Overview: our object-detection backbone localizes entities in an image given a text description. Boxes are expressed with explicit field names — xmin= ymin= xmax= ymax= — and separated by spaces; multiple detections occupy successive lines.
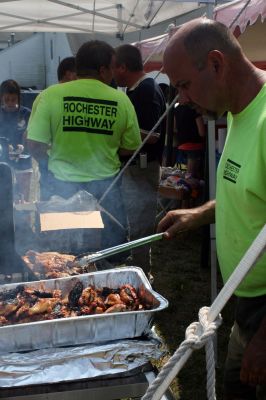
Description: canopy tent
xmin=214 ymin=0 xmax=266 ymax=69
xmin=136 ymin=0 xmax=266 ymax=71
xmin=0 ymin=0 xmax=227 ymax=55
xmin=1 ymin=1 xmax=263 ymax=83
xmin=237 ymin=19 xmax=266 ymax=70
xmin=213 ymin=0 xmax=266 ymax=33
xmin=135 ymin=32 xmax=171 ymax=72
xmin=0 ymin=0 xmax=205 ymax=37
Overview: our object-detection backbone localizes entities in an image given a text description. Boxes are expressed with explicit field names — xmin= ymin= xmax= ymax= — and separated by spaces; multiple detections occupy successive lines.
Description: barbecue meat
xmin=78 ymin=286 xmax=97 ymax=306
xmin=25 ymin=298 xmax=59 ymax=316
xmin=0 ymin=280 xmax=151 ymax=326
xmin=22 ymin=250 xmax=95 ymax=278
xmin=120 ymin=284 xmax=138 ymax=306
xmin=104 ymin=293 xmax=123 ymax=306
xmin=105 ymin=303 xmax=127 ymax=313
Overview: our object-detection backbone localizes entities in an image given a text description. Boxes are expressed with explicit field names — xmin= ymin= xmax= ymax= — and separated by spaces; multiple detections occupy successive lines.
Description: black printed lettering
xmin=109 ymin=120 xmax=115 ymax=129
xmin=63 ymin=115 xmax=72 ymax=125
xmin=223 ymin=158 xmax=241 ymax=184
xmin=105 ymin=106 xmax=111 ymax=117
xmin=62 ymin=97 xmax=118 ymax=136
xmin=111 ymin=107 xmax=117 ymax=117
xmin=83 ymin=116 xmax=90 ymax=126
xmin=75 ymin=116 xmax=84 ymax=126
xmin=90 ymin=118 xmax=102 ymax=128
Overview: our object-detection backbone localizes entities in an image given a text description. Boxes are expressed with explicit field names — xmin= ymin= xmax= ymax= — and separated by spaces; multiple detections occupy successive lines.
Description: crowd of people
xmin=1 ymin=19 xmax=265 ymax=398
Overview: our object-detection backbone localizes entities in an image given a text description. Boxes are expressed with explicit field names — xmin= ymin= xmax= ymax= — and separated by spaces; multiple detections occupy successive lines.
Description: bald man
xmin=158 ymin=18 xmax=266 ymax=400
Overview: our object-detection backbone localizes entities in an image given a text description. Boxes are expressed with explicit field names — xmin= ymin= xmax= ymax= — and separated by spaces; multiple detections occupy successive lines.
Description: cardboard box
xmin=40 ymin=211 xmax=103 ymax=231
xmin=36 ymin=210 xmax=104 ymax=253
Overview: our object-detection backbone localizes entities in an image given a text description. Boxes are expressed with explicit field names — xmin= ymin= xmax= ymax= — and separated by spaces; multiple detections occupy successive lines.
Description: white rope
xmin=142 ymin=223 xmax=266 ymax=400
xmin=142 ymin=307 xmax=222 ymax=400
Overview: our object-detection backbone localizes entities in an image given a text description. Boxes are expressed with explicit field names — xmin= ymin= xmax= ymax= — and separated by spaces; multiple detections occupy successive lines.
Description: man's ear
xmin=99 ymin=65 xmax=106 ymax=80
xmin=118 ymin=63 xmax=127 ymax=73
xmin=207 ymin=50 xmax=225 ymax=75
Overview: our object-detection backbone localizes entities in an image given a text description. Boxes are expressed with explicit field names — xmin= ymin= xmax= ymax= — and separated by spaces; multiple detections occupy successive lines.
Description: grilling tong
xmin=77 ymin=232 xmax=164 ymax=266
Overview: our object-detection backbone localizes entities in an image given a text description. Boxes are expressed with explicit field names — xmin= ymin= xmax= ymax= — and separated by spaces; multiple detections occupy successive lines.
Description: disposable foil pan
xmin=0 ymin=267 xmax=168 ymax=353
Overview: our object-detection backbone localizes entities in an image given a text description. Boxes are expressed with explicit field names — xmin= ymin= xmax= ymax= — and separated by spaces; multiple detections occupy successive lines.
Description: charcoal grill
xmin=0 ymin=164 xmax=173 ymax=400
xmin=0 ymin=363 xmax=175 ymax=400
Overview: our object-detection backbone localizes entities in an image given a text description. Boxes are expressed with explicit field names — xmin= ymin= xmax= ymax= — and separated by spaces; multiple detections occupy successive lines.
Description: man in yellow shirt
xmin=158 ymin=18 xmax=266 ymax=399
xmin=27 ymin=40 xmax=141 ymax=253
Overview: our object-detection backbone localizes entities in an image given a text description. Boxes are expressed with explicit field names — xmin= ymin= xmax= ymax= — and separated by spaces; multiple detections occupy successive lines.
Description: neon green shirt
xmin=216 ymin=83 xmax=266 ymax=297
xmin=27 ymin=79 xmax=141 ymax=181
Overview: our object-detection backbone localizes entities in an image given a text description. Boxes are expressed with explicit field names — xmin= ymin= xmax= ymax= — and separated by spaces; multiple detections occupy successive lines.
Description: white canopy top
xmin=0 ymin=0 xmax=203 ymax=37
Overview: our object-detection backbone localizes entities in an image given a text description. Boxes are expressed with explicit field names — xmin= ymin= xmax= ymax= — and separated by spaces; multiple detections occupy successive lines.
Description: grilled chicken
xmin=0 ymin=280 xmax=149 ymax=326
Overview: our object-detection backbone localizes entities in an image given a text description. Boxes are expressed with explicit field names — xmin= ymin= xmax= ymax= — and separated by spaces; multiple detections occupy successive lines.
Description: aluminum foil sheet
xmin=0 ymin=267 xmax=168 ymax=353
xmin=0 ymin=331 xmax=165 ymax=387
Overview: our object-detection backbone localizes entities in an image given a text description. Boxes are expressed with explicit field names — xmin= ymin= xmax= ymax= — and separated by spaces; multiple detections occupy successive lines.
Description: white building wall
xmin=43 ymin=33 xmax=73 ymax=87
xmin=0 ymin=32 xmax=73 ymax=89
xmin=0 ymin=34 xmax=45 ymax=89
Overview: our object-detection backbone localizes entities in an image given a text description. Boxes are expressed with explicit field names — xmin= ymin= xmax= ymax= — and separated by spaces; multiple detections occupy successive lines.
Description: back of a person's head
xmin=0 ymin=79 xmax=21 ymax=105
xmin=76 ymin=40 xmax=115 ymax=77
xmin=183 ymin=18 xmax=242 ymax=70
xmin=57 ymin=56 xmax=76 ymax=81
xmin=115 ymin=44 xmax=143 ymax=72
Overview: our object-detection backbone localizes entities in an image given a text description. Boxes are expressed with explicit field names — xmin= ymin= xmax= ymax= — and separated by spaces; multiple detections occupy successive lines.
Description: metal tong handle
xmin=79 ymin=232 xmax=164 ymax=265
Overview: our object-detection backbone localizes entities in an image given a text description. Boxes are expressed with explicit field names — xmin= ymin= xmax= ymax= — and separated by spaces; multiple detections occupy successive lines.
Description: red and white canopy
xmin=139 ymin=0 xmax=266 ymax=72
xmin=213 ymin=0 xmax=266 ymax=34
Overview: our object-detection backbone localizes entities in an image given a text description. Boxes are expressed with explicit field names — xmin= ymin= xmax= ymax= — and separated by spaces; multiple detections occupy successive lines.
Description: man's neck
xmin=228 ymin=60 xmax=266 ymax=114
xmin=127 ymin=71 xmax=146 ymax=90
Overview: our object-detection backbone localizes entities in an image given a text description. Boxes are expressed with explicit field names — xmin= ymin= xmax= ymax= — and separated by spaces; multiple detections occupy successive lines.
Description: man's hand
xmin=240 ymin=316 xmax=266 ymax=386
xmin=157 ymin=200 xmax=216 ymax=239
xmin=140 ymin=129 xmax=159 ymax=144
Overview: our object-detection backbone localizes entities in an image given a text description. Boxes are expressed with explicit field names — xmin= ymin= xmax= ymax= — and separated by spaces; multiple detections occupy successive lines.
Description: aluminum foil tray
xmin=0 ymin=267 xmax=168 ymax=353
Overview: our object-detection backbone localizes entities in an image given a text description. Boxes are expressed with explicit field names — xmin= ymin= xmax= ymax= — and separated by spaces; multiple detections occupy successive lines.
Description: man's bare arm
xmin=26 ymin=139 xmax=49 ymax=161
xmin=140 ymin=129 xmax=159 ymax=144
xmin=157 ymin=200 xmax=216 ymax=239
xmin=119 ymin=148 xmax=137 ymax=156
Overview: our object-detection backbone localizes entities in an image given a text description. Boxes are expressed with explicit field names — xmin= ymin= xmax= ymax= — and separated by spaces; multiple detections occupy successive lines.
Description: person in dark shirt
xmin=113 ymin=44 xmax=166 ymax=278
xmin=0 ymin=79 xmax=31 ymax=150
xmin=0 ymin=79 xmax=32 ymax=200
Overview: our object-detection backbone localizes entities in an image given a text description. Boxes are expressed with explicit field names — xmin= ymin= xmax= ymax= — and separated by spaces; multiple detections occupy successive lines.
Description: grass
xmin=150 ymin=228 xmax=235 ymax=399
